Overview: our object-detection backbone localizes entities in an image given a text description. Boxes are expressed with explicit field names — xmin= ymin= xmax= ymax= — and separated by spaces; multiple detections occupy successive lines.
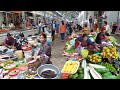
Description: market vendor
xmin=95 ymin=26 xmax=110 ymax=44
xmin=4 ymin=33 xmax=16 ymax=49
xmin=34 ymin=33 xmax=52 ymax=64
xmin=8 ymin=21 xmax=15 ymax=30
xmin=82 ymin=23 xmax=90 ymax=34
xmin=74 ymin=34 xmax=100 ymax=51
xmin=16 ymin=32 xmax=28 ymax=50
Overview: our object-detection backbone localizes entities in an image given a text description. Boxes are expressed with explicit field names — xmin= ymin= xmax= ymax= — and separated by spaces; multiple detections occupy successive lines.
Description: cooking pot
xmin=37 ymin=64 xmax=61 ymax=79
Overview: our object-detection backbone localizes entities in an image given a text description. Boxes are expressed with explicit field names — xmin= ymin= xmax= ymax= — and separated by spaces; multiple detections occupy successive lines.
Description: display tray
xmin=61 ymin=60 xmax=80 ymax=74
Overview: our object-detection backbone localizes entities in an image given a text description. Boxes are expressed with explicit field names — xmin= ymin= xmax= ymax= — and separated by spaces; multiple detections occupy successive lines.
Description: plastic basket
xmin=81 ymin=49 xmax=89 ymax=58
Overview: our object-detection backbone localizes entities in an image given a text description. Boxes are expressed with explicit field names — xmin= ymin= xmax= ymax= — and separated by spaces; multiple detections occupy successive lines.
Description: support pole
xmin=6 ymin=12 xmax=8 ymax=27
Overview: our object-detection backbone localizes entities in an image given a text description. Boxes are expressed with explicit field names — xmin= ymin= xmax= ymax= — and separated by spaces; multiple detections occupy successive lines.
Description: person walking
xmin=89 ymin=16 xmax=93 ymax=29
xmin=98 ymin=16 xmax=103 ymax=30
xmin=38 ymin=21 xmax=42 ymax=34
xmin=51 ymin=20 xmax=56 ymax=41
xmin=59 ymin=20 xmax=66 ymax=41
xmin=69 ymin=22 xmax=73 ymax=35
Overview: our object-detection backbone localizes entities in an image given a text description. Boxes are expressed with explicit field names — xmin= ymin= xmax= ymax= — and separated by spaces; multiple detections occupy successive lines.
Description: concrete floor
xmin=51 ymin=37 xmax=66 ymax=71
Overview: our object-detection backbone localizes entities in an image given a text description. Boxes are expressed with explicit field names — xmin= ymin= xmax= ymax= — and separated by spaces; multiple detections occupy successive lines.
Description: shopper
xmin=51 ymin=20 xmax=56 ymax=41
xmin=34 ymin=33 xmax=52 ymax=64
xmin=89 ymin=16 xmax=93 ymax=29
xmin=111 ymin=22 xmax=117 ymax=34
xmin=103 ymin=21 xmax=112 ymax=35
xmin=74 ymin=34 xmax=100 ymax=51
xmin=98 ymin=16 xmax=103 ymax=30
xmin=4 ymin=33 xmax=16 ymax=49
xmin=56 ymin=20 xmax=60 ymax=33
xmin=38 ymin=21 xmax=42 ymax=34
xmin=95 ymin=26 xmax=109 ymax=44
xmin=69 ymin=23 xmax=73 ymax=35
xmin=66 ymin=22 xmax=70 ymax=35
xmin=94 ymin=16 xmax=98 ymax=25
xmin=59 ymin=20 xmax=66 ymax=41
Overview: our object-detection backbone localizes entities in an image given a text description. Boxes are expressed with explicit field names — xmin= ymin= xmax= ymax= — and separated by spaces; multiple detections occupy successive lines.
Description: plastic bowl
xmin=81 ymin=49 xmax=89 ymax=58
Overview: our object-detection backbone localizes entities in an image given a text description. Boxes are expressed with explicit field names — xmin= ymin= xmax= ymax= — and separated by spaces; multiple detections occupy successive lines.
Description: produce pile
xmin=67 ymin=60 xmax=118 ymax=79
xmin=88 ymin=54 xmax=102 ymax=63
xmin=101 ymin=46 xmax=119 ymax=59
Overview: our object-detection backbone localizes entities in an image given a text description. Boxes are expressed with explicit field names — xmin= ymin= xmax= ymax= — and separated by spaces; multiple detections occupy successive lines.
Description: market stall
xmin=61 ymin=32 xmax=120 ymax=79
xmin=0 ymin=32 xmax=54 ymax=79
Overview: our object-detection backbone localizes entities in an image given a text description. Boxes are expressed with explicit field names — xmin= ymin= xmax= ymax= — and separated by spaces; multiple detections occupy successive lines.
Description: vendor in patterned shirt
xmin=75 ymin=34 xmax=99 ymax=51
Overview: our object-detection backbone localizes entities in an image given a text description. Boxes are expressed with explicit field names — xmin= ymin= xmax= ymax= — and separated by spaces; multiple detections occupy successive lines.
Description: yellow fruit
xmin=66 ymin=64 xmax=70 ymax=72
xmin=90 ymin=59 xmax=92 ymax=61
xmin=97 ymin=59 xmax=101 ymax=62
xmin=71 ymin=68 xmax=76 ymax=73
xmin=93 ymin=57 xmax=96 ymax=60
xmin=68 ymin=65 xmax=72 ymax=73
xmin=63 ymin=67 xmax=66 ymax=72
xmin=92 ymin=60 xmax=95 ymax=62
xmin=112 ymin=56 xmax=115 ymax=59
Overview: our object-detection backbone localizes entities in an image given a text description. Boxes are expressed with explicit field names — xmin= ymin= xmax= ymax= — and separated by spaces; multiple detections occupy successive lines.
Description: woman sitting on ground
xmin=4 ymin=33 xmax=16 ymax=49
xmin=95 ymin=26 xmax=110 ymax=45
xmin=34 ymin=33 xmax=52 ymax=64
xmin=75 ymin=34 xmax=100 ymax=52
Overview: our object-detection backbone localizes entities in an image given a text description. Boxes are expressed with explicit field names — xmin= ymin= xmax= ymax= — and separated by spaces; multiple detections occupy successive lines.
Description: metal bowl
xmin=37 ymin=64 xmax=61 ymax=79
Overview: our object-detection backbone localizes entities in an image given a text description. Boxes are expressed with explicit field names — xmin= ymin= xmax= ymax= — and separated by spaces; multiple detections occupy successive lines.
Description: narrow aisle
xmin=51 ymin=37 xmax=66 ymax=70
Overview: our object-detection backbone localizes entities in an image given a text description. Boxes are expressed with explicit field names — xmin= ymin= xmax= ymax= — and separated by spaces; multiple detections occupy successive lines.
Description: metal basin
xmin=37 ymin=64 xmax=61 ymax=79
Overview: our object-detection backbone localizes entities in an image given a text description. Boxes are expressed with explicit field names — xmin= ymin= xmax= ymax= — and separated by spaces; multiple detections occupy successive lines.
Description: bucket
xmin=81 ymin=49 xmax=89 ymax=58
xmin=24 ymin=50 xmax=32 ymax=59
xmin=22 ymin=46 xmax=32 ymax=59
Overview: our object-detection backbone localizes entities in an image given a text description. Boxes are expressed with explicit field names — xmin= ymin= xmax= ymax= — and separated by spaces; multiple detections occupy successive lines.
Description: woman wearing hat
xmin=95 ymin=26 xmax=109 ymax=44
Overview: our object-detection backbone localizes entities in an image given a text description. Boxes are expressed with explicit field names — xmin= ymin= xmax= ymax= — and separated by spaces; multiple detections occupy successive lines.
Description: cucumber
xmin=103 ymin=75 xmax=118 ymax=79
xmin=72 ymin=73 xmax=79 ymax=79
xmin=76 ymin=74 xmax=84 ymax=79
xmin=95 ymin=68 xmax=110 ymax=74
xmin=68 ymin=74 xmax=73 ymax=79
xmin=102 ymin=72 xmax=112 ymax=77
